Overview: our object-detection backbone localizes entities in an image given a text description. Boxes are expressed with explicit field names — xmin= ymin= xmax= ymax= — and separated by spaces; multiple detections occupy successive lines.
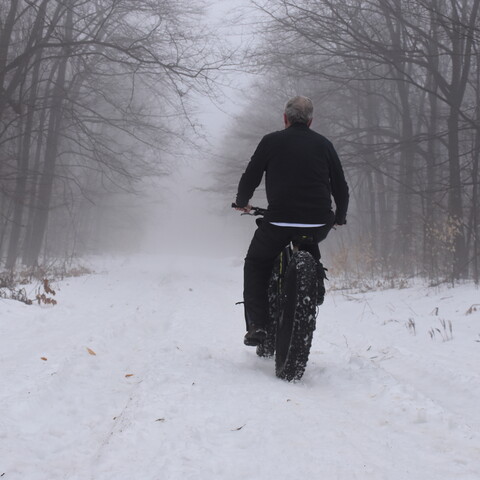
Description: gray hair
xmin=284 ymin=96 xmax=313 ymax=125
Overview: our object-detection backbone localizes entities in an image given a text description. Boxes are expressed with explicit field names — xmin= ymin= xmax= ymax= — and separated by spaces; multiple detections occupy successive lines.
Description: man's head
xmin=284 ymin=96 xmax=313 ymax=128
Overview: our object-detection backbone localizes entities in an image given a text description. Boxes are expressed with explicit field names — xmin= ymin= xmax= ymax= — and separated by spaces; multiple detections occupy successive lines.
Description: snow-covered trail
xmin=1 ymin=255 xmax=479 ymax=480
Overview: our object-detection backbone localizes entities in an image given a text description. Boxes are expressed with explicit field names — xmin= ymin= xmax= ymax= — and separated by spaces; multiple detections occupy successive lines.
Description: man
xmin=234 ymin=96 xmax=349 ymax=346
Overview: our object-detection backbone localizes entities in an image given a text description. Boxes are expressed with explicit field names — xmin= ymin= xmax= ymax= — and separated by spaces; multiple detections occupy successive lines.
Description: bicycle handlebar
xmin=231 ymin=203 xmax=267 ymax=216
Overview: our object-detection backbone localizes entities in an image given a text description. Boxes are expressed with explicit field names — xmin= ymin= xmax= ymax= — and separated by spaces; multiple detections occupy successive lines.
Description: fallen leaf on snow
xmin=86 ymin=348 xmax=96 ymax=356
xmin=231 ymin=424 xmax=246 ymax=431
xmin=125 ymin=374 xmax=134 ymax=378
xmin=41 ymin=357 xmax=48 ymax=361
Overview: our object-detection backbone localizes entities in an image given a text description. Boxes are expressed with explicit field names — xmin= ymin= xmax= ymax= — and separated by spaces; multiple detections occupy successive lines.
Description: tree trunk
xmin=5 ymin=45 xmax=44 ymax=269
xmin=423 ymin=8 xmax=440 ymax=280
xmin=24 ymin=3 xmax=73 ymax=267
xmin=472 ymin=52 xmax=480 ymax=284
xmin=22 ymin=90 xmax=49 ymax=266
xmin=447 ymin=109 xmax=467 ymax=279
xmin=394 ymin=82 xmax=415 ymax=272
xmin=0 ymin=0 xmax=20 ymax=118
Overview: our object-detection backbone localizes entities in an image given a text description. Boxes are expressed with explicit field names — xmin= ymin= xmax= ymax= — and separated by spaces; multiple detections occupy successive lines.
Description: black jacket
xmin=236 ymin=123 xmax=349 ymax=225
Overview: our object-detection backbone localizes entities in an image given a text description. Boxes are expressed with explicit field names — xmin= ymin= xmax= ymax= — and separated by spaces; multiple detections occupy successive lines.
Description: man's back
xmin=236 ymin=123 xmax=348 ymax=225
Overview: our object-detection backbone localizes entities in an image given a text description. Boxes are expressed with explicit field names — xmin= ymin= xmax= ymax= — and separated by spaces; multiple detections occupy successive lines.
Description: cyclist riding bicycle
xmin=234 ymin=96 xmax=349 ymax=346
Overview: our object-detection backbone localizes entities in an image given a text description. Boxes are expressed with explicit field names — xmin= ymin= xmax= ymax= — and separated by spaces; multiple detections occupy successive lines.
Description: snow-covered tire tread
xmin=275 ymin=251 xmax=317 ymax=381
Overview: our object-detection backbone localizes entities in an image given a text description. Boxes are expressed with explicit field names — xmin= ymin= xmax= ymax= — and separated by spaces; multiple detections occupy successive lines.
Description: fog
xmin=131 ymin=0 xmax=261 ymax=258
xmin=1 ymin=0 xmax=479 ymax=282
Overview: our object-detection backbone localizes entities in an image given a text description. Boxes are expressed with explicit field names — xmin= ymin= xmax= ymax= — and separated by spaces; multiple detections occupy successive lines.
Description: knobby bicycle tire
xmin=256 ymin=254 xmax=283 ymax=358
xmin=275 ymin=251 xmax=318 ymax=381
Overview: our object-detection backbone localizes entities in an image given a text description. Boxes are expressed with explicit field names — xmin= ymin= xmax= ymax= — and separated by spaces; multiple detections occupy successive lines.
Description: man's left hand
xmin=234 ymin=204 xmax=252 ymax=213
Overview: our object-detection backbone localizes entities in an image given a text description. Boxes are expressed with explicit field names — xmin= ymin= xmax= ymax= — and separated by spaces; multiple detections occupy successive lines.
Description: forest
xmin=0 ymin=0 xmax=223 ymax=270
xmin=218 ymin=0 xmax=480 ymax=283
xmin=1 ymin=0 xmax=480 ymax=284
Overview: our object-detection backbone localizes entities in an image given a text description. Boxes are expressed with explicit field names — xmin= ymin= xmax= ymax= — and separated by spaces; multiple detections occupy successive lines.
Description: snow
xmin=1 ymin=254 xmax=480 ymax=480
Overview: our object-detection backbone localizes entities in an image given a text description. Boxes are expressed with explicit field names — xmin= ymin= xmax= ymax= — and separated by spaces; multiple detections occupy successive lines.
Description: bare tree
xmin=0 ymin=0 xmax=227 ymax=268
xmin=218 ymin=0 xmax=480 ymax=282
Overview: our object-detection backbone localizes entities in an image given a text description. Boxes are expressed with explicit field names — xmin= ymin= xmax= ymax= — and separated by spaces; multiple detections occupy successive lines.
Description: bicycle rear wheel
xmin=275 ymin=251 xmax=318 ymax=381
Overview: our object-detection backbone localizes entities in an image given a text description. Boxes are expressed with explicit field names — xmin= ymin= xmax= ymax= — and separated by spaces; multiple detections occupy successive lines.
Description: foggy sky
xmin=140 ymin=0 xmax=258 ymax=257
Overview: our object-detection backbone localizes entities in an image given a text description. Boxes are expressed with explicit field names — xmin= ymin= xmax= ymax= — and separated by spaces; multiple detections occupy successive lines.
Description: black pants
xmin=243 ymin=216 xmax=334 ymax=330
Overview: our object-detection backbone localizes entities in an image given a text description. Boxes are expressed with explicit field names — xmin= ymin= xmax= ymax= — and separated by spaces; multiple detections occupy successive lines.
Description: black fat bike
xmin=237 ymin=205 xmax=323 ymax=382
